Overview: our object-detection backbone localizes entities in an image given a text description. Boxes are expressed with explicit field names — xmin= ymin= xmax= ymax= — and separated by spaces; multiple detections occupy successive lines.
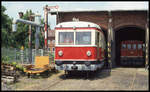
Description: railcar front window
xmin=133 ymin=44 xmax=136 ymax=50
xmin=138 ymin=44 xmax=142 ymax=49
xmin=127 ymin=44 xmax=131 ymax=50
xmin=59 ymin=32 xmax=74 ymax=45
xmin=76 ymin=32 xmax=91 ymax=45
xmin=122 ymin=44 xmax=126 ymax=49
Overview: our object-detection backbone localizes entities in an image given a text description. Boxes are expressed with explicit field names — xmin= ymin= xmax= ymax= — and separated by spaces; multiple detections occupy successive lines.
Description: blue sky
xmin=2 ymin=1 xmax=149 ymax=29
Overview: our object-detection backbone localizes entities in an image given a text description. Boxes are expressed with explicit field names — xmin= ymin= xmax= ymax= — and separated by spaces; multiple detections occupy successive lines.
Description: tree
xmin=1 ymin=5 xmax=13 ymax=47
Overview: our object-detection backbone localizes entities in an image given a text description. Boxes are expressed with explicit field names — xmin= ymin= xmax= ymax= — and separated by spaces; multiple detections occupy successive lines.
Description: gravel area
xmin=2 ymin=67 xmax=148 ymax=91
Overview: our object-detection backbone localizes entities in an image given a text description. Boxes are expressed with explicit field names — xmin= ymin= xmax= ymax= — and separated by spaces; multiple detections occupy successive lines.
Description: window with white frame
xmin=59 ymin=32 xmax=74 ymax=45
xmin=76 ymin=32 xmax=91 ymax=45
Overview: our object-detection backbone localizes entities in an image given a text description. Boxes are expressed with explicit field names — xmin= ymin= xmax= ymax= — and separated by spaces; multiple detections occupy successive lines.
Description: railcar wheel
xmin=64 ymin=70 xmax=68 ymax=78
xmin=67 ymin=71 xmax=72 ymax=75
xmin=86 ymin=71 xmax=89 ymax=79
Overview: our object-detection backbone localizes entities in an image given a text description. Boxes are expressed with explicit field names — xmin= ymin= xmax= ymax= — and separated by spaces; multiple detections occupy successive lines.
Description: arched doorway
xmin=115 ymin=26 xmax=145 ymax=67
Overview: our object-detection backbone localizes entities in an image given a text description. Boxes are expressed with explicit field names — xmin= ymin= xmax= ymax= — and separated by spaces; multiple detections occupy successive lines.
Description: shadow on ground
xmin=59 ymin=67 xmax=111 ymax=80
xmin=16 ymin=70 xmax=60 ymax=80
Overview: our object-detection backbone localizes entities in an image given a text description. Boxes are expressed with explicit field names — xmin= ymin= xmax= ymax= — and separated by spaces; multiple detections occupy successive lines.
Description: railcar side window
xmin=138 ymin=44 xmax=142 ymax=49
xmin=133 ymin=44 xmax=136 ymax=50
xmin=127 ymin=44 xmax=131 ymax=50
xmin=59 ymin=32 xmax=74 ymax=45
xmin=142 ymin=44 xmax=145 ymax=51
xmin=76 ymin=32 xmax=91 ymax=45
xmin=122 ymin=44 xmax=126 ymax=49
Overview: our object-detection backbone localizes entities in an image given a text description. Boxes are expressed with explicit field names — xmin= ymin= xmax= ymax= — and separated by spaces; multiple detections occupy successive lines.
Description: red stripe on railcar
xmin=55 ymin=47 xmax=98 ymax=60
xmin=55 ymin=27 xmax=103 ymax=33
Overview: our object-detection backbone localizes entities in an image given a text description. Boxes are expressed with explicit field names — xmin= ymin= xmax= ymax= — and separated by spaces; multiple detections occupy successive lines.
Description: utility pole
xmin=44 ymin=5 xmax=49 ymax=50
xmin=43 ymin=5 xmax=59 ymax=50
xmin=28 ymin=15 xmax=33 ymax=64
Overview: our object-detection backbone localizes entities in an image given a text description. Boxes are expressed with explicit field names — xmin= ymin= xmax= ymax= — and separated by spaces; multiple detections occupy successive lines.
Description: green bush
xmin=2 ymin=56 xmax=11 ymax=64
xmin=11 ymin=61 xmax=17 ymax=66
xmin=2 ymin=56 xmax=10 ymax=61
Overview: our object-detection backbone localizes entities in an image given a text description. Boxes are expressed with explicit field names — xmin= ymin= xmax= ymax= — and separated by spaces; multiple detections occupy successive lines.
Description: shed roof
xmin=50 ymin=10 xmax=147 ymax=15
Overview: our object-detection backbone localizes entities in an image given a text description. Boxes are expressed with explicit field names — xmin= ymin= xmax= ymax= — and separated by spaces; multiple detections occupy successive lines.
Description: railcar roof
xmin=55 ymin=21 xmax=101 ymax=29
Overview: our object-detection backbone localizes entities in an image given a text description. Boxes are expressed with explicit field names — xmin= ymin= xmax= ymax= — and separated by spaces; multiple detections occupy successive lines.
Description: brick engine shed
xmin=51 ymin=10 xmax=149 ymax=68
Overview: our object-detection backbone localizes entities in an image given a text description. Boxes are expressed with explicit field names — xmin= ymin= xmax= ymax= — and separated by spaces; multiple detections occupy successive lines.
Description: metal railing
xmin=1 ymin=48 xmax=55 ymax=64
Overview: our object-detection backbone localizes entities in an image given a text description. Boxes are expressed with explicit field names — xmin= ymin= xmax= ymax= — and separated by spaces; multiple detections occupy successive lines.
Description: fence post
xmin=32 ymin=49 xmax=35 ymax=64
xmin=41 ymin=49 xmax=44 ymax=56
xmin=15 ymin=48 xmax=16 ymax=62
xmin=20 ymin=49 xmax=24 ymax=64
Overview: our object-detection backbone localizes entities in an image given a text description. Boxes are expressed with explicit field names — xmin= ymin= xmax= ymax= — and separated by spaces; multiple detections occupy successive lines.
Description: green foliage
xmin=1 ymin=6 xmax=13 ymax=48
xmin=11 ymin=61 xmax=17 ymax=66
xmin=2 ymin=56 xmax=10 ymax=62
xmin=1 ymin=5 xmax=44 ymax=49
xmin=15 ymin=64 xmax=25 ymax=72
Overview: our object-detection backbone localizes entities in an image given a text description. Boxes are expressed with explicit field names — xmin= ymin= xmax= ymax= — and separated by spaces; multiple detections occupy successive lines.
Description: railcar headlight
xmin=86 ymin=51 xmax=91 ymax=56
xmin=58 ymin=50 xmax=63 ymax=56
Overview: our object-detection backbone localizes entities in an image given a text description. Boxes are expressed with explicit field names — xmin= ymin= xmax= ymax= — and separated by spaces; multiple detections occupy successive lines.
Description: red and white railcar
xmin=120 ymin=40 xmax=144 ymax=65
xmin=55 ymin=21 xmax=106 ymax=71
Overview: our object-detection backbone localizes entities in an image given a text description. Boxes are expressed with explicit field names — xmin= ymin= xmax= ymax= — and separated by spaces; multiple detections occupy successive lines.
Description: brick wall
xmin=56 ymin=10 xmax=147 ymax=32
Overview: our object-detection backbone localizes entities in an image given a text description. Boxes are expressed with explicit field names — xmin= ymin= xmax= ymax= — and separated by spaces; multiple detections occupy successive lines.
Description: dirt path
xmin=5 ymin=67 xmax=148 ymax=91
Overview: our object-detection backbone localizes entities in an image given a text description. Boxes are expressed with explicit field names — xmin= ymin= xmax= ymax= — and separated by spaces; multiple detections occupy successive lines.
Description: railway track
xmin=39 ymin=73 xmax=66 ymax=90
xmin=39 ymin=70 xmax=104 ymax=90
xmin=39 ymin=71 xmax=92 ymax=90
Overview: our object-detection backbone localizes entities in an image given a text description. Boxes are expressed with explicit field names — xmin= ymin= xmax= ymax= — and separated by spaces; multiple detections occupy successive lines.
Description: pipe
xmin=12 ymin=19 xmax=44 ymax=32
xmin=13 ymin=19 xmax=43 ymax=26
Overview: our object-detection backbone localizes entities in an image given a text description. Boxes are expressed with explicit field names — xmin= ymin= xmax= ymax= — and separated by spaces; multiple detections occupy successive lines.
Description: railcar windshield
xmin=76 ymin=32 xmax=91 ymax=45
xmin=127 ymin=44 xmax=131 ymax=50
xmin=122 ymin=44 xmax=126 ymax=49
xmin=59 ymin=32 xmax=74 ymax=45
xmin=138 ymin=44 xmax=142 ymax=49
xmin=133 ymin=44 xmax=136 ymax=50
